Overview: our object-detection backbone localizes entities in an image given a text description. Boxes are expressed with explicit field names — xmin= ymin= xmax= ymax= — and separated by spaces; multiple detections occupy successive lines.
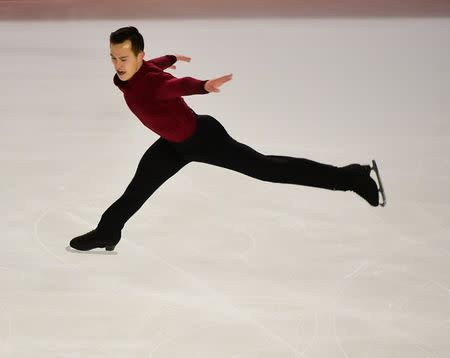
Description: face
xmin=110 ymin=40 xmax=145 ymax=81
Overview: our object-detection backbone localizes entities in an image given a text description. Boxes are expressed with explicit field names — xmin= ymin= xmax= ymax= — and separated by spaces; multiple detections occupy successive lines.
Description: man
xmin=69 ymin=26 xmax=386 ymax=252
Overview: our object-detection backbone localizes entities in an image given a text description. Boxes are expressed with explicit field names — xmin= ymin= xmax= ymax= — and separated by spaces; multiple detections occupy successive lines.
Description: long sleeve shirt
xmin=113 ymin=55 xmax=209 ymax=142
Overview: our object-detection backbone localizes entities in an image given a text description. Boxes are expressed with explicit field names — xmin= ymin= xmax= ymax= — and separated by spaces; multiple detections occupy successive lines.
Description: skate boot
xmin=341 ymin=163 xmax=380 ymax=207
xmin=69 ymin=228 xmax=121 ymax=251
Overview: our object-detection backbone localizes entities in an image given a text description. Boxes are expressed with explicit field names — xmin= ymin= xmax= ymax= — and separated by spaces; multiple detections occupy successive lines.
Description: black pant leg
xmin=97 ymin=137 xmax=188 ymax=233
xmin=177 ymin=115 xmax=347 ymax=191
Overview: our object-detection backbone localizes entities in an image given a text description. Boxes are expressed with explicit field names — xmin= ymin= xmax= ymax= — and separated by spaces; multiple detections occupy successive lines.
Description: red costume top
xmin=113 ymin=55 xmax=209 ymax=142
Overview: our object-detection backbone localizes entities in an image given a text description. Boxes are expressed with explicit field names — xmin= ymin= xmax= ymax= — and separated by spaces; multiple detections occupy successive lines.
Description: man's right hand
xmin=205 ymin=74 xmax=233 ymax=93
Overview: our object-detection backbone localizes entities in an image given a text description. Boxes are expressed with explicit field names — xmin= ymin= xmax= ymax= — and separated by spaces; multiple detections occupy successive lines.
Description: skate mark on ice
xmin=344 ymin=261 xmax=370 ymax=280
xmin=192 ymin=190 xmax=262 ymax=266
xmin=33 ymin=204 xmax=70 ymax=265
xmin=295 ymin=311 xmax=319 ymax=358
xmin=147 ymin=321 xmax=225 ymax=358
xmin=230 ymin=344 xmax=279 ymax=358
xmin=0 ymin=310 xmax=12 ymax=357
xmin=428 ymin=279 xmax=450 ymax=296
xmin=332 ymin=263 xmax=432 ymax=358
xmin=124 ymin=239 xmax=312 ymax=357
xmin=0 ymin=268 xmax=13 ymax=356
xmin=230 ymin=296 xmax=319 ymax=358
xmin=127 ymin=303 xmax=176 ymax=340
xmin=333 ymin=260 xmax=445 ymax=358
xmin=331 ymin=260 xmax=371 ymax=358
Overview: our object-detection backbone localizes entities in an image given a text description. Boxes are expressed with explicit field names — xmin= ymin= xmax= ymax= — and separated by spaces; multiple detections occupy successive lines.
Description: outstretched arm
xmin=147 ymin=54 xmax=191 ymax=70
xmin=149 ymin=54 xmax=233 ymax=98
xmin=151 ymin=71 xmax=233 ymax=99
xmin=150 ymin=71 xmax=209 ymax=99
xmin=146 ymin=55 xmax=177 ymax=70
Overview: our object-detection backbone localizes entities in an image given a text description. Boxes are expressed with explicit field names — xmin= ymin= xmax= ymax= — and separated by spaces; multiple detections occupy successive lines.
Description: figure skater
xmin=70 ymin=26 xmax=386 ymax=252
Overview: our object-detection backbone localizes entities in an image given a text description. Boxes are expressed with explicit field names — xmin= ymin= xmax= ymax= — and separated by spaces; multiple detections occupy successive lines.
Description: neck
xmin=136 ymin=59 xmax=143 ymax=72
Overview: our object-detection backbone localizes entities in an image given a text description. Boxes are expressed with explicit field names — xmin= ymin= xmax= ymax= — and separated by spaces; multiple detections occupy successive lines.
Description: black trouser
xmin=96 ymin=114 xmax=349 ymax=233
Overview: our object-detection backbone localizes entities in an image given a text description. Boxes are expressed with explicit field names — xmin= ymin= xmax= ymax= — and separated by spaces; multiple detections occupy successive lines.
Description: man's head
xmin=110 ymin=26 xmax=145 ymax=81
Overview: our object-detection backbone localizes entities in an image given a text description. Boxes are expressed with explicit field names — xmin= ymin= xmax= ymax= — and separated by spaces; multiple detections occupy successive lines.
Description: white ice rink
xmin=1 ymin=18 xmax=449 ymax=357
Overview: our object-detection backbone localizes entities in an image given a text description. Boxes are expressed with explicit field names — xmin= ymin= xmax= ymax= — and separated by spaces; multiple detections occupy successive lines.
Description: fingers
xmin=214 ymin=73 xmax=233 ymax=84
xmin=206 ymin=73 xmax=233 ymax=93
xmin=220 ymin=73 xmax=233 ymax=80
xmin=175 ymin=54 xmax=191 ymax=62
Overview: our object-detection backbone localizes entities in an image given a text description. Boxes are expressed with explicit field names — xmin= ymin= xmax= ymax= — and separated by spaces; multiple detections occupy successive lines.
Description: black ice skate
xmin=69 ymin=229 xmax=121 ymax=251
xmin=341 ymin=160 xmax=386 ymax=207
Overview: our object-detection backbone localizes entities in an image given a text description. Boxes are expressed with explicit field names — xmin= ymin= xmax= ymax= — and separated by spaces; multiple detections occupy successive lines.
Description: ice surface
xmin=1 ymin=18 xmax=449 ymax=357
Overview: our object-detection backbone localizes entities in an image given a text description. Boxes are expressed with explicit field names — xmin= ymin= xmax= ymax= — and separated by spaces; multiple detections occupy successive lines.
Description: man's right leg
xmin=70 ymin=137 xmax=188 ymax=251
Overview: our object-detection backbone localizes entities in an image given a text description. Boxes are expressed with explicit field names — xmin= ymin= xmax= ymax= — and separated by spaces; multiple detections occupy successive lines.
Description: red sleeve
xmin=146 ymin=55 xmax=177 ymax=70
xmin=148 ymin=71 xmax=209 ymax=99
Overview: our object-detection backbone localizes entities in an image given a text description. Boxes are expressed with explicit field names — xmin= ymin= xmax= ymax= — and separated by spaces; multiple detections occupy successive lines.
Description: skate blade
xmin=65 ymin=246 xmax=118 ymax=255
xmin=371 ymin=159 xmax=387 ymax=207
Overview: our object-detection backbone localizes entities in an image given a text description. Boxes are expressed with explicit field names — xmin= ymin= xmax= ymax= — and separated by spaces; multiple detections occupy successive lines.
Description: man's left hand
xmin=169 ymin=54 xmax=191 ymax=69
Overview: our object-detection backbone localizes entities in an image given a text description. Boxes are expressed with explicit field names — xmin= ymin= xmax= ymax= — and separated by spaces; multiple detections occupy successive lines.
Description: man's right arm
xmin=149 ymin=72 xmax=209 ymax=100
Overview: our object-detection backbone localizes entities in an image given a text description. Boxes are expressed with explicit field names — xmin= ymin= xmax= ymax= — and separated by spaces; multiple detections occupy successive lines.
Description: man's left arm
xmin=146 ymin=55 xmax=177 ymax=70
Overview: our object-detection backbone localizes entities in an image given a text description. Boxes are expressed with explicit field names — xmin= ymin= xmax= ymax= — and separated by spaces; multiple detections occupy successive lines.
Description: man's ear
xmin=139 ymin=51 xmax=145 ymax=61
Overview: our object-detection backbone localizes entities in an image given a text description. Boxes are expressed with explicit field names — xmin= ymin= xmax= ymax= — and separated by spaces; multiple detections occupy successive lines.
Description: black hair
xmin=110 ymin=26 xmax=144 ymax=57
